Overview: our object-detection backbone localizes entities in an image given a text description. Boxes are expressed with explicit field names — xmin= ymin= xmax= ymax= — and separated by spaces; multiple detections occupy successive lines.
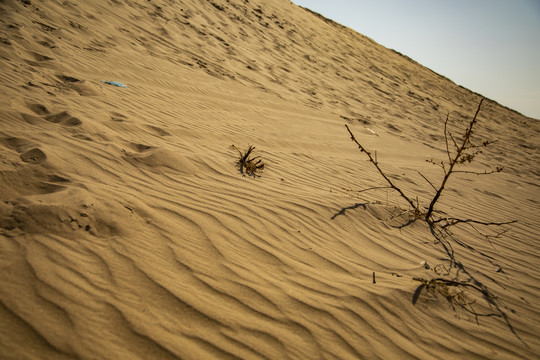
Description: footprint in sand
xmin=57 ymin=74 xmax=81 ymax=83
xmin=56 ymin=74 xmax=100 ymax=96
xmin=20 ymin=148 xmax=47 ymax=164
xmin=0 ymin=135 xmax=48 ymax=165
xmin=45 ymin=111 xmax=82 ymax=126
xmin=0 ymin=136 xmax=36 ymax=153
xmin=23 ymin=102 xmax=84 ymax=127
xmin=31 ymin=52 xmax=54 ymax=61
xmin=0 ymin=170 xmax=70 ymax=201
xmin=110 ymin=112 xmax=128 ymax=122
xmin=146 ymin=125 xmax=172 ymax=136
xmin=37 ymin=39 xmax=57 ymax=48
xmin=24 ymin=52 xmax=55 ymax=68
xmin=20 ymin=113 xmax=45 ymax=125
xmin=129 ymin=142 xmax=154 ymax=153
xmin=0 ymin=137 xmax=72 ymax=198
xmin=122 ymin=142 xmax=198 ymax=174
xmin=16 ymin=102 xmax=50 ymax=124
xmin=27 ymin=103 xmax=50 ymax=115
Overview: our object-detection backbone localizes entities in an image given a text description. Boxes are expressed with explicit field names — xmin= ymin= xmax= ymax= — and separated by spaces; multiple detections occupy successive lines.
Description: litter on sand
xmin=101 ymin=80 xmax=127 ymax=88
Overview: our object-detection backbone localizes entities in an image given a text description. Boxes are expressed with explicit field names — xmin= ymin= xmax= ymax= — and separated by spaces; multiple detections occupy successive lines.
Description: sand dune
xmin=0 ymin=0 xmax=539 ymax=359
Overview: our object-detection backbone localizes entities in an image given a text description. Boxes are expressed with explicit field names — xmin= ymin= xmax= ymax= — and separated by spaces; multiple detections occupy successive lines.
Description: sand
xmin=0 ymin=0 xmax=539 ymax=359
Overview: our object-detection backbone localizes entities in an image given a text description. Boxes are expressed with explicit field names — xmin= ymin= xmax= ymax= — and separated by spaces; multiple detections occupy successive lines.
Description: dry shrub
xmin=230 ymin=145 xmax=264 ymax=177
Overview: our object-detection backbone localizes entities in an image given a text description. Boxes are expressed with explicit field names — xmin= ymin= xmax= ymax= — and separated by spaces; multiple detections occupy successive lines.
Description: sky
xmin=290 ymin=0 xmax=540 ymax=119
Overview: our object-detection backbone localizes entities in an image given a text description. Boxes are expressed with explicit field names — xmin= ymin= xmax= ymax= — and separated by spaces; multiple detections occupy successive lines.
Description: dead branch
xmin=345 ymin=124 xmax=417 ymax=210
xmin=424 ymin=98 xmax=485 ymax=221
xmin=343 ymin=97 xmax=516 ymax=240
xmin=452 ymin=167 xmax=503 ymax=175
xmin=443 ymin=113 xmax=454 ymax=162
xmin=346 ymin=185 xmax=393 ymax=194
xmin=413 ymin=277 xmax=493 ymax=299
xmin=437 ymin=218 xmax=518 ymax=229
xmin=417 ymin=171 xmax=438 ymax=192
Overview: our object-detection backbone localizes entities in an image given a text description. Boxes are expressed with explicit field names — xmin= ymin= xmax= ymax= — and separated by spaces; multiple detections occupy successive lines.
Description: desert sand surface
xmin=1 ymin=0 xmax=539 ymax=359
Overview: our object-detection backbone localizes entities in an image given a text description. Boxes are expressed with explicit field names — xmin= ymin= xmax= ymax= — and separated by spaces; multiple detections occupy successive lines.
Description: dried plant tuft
xmin=230 ymin=145 xmax=265 ymax=177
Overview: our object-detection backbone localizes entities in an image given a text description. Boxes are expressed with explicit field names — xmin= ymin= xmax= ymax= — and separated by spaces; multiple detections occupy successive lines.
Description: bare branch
xmin=468 ymin=224 xmax=512 ymax=248
xmin=345 ymin=125 xmax=418 ymax=210
xmin=344 ymin=98 xmax=517 ymax=239
xmin=417 ymin=171 xmax=438 ymax=192
xmin=444 ymin=114 xmax=451 ymax=160
xmin=342 ymin=98 xmax=519 ymax=334
xmin=413 ymin=277 xmax=494 ymax=300
xmin=449 ymin=132 xmax=459 ymax=154
xmin=432 ymin=218 xmax=518 ymax=229
xmin=347 ymin=185 xmax=393 ymax=194
xmin=425 ymin=98 xmax=485 ymax=221
xmin=452 ymin=167 xmax=503 ymax=175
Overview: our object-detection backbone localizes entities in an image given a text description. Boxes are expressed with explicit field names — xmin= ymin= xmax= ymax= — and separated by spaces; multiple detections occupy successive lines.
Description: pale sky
xmin=290 ymin=0 xmax=540 ymax=119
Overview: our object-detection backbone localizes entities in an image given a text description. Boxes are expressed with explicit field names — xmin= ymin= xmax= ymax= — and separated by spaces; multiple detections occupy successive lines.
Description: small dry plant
xmin=344 ymin=98 xmax=516 ymax=230
xmin=412 ymin=277 xmax=486 ymax=317
xmin=230 ymin=145 xmax=264 ymax=177
xmin=344 ymin=98 xmax=519 ymax=332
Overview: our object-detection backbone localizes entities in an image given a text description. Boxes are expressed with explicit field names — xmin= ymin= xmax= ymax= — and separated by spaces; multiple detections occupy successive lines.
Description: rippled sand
xmin=0 ymin=0 xmax=539 ymax=359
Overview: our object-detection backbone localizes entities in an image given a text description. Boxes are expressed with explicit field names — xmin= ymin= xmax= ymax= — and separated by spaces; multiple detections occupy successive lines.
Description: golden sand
xmin=0 ymin=0 xmax=538 ymax=358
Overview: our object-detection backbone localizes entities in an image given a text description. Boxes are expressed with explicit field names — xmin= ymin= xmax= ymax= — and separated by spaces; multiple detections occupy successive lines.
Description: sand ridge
xmin=0 ymin=0 xmax=539 ymax=359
